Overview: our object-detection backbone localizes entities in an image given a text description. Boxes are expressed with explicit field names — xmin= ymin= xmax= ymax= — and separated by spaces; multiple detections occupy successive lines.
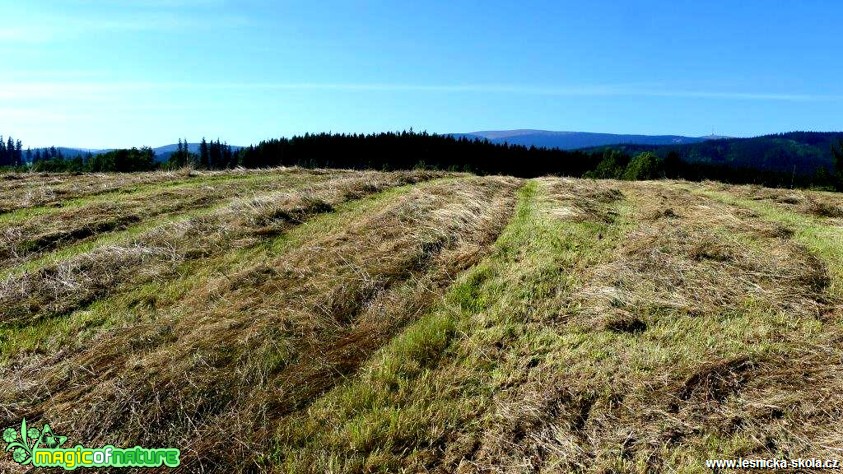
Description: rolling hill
xmin=27 ymin=143 xmax=244 ymax=163
xmin=452 ymin=130 xmax=842 ymax=177
xmin=587 ymin=131 xmax=843 ymax=175
xmin=453 ymin=129 xmax=722 ymax=149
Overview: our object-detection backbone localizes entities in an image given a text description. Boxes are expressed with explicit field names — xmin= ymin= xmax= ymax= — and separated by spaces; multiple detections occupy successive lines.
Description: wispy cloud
xmin=69 ymin=0 xmax=229 ymax=7
xmin=1 ymin=81 xmax=840 ymax=103
xmin=143 ymin=82 xmax=840 ymax=101
xmin=70 ymin=13 xmax=250 ymax=32
xmin=2 ymin=2 xmax=248 ymax=46
xmin=0 ymin=27 xmax=54 ymax=43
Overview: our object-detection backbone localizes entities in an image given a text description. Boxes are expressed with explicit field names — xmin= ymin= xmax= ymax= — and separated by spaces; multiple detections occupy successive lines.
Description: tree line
xmin=3 ymin=131 xmax=842 ymax=191
xmin=0 ymin=136 xmax=24 ymax=167
xmin=168 ymin=138 xmax=236 ymax=169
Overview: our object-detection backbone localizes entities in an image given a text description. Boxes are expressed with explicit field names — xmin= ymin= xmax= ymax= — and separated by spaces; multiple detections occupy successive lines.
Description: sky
xmin=2 ymin=0 xmax=843 ymax=148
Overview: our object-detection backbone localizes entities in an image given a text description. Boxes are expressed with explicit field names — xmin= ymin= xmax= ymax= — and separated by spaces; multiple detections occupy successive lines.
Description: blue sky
xmin=2 ymin=0 xmax=843 ymax=148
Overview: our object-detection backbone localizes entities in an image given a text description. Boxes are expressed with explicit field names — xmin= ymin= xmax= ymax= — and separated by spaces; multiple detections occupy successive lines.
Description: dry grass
xmin=460 ymin=180 xmax=841 ymax=473
xmin=1 ymin=172 xmax=842 ymax=473
xmin=0 ymin=170 xmax=443 ymax=330
xmin=0 ymin=168 xmax=346 ymax=214
xmin=0 ymin=173 xmax=516 ymax=472
xmin=724 ymin=182 xmax=843 ymax=220
xmin=0 ymin=168 xmax=346 ymax=268
xmin=0 ymin=169 xmax=239 ymax=214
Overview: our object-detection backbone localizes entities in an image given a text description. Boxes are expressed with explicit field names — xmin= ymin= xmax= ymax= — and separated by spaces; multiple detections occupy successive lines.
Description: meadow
xmin=1 ymin=168 xmax=842 ymax=472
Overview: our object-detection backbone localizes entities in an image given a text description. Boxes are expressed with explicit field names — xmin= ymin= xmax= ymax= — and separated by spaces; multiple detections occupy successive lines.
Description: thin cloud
xmin=0 ymin=27 xmax=53 ymax=43
xmin=1 ymin=81 xmax=840 ymax=103
xmin=189 ymin=82 xmax=843 ymax=102
xmin=2 ymin=10 xmax=248 ymax=46
xmin=139 ymin=82 xmax=831 ymax=102
xmin=71 ymin=0 xmax=227 ymax=6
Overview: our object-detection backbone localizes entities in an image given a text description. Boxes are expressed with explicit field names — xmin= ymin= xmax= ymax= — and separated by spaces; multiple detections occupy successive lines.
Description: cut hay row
xmin=460 ymin=180 xmax=840 ymax=473
xmin=0 ymin=171 xmax=187 ymax=213
xmin=0 ymin=176 xmax=520 ymax=473
xmin=3 ymin=173 xmax=841 ymax=473
xmin=0 ymin=169 xmax=346 ymax=269
xmin=0 ymin=168 xmax=347 ymax=215
xmin=267 ymin=178 xmax=842 ymax=473
xmin=269 ymin=178 xmax=631 ymax=472
xmin=713 ymin=181 xmax=843 ymax=219
xmin=0 ymin=170 xmax=445 ymax=332
xmin=694 ymin=182 xmax=843 ymax=300
xmin=466 ymin=181 xmax=840 ymax=473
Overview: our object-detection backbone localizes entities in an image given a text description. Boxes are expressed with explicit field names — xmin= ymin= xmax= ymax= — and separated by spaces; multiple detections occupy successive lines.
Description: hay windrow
xmin=1 ymin=174 xmax=518 ymax=472
xmin=0 ymin=170 xmax=444 ymax=330
xmin=1 ymin=173 xmax=841 ymax=473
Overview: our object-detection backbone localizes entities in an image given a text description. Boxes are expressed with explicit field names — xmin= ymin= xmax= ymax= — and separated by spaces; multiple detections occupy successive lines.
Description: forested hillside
xmin=4 ymin=131 xmax=843 ymax=190
xmin=588 ymin=132 xmax=842 ymax=177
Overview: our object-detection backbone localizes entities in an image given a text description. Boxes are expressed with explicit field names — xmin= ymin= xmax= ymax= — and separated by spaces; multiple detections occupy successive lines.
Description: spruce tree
xmin=14 ymin=140 xmax=22 ymax=166
xmin=833 ymin=140 xmax=843 ymax=189
xmin=8 ymin=137 xmax=16 ymax=163
xmin=200 ymin=138 xmax=209 ymax=169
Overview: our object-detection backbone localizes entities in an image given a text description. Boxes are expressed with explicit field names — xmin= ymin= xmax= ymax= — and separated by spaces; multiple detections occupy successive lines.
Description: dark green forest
xmin=588 ymin=132 xmax=843 ymax=180
xmin=4 ymin=131 xmax=843 ymax=190
xmin=0 ymin=136 xmax=24 ymax=167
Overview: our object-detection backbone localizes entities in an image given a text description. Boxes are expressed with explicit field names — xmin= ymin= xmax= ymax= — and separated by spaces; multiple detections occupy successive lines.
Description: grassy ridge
xmin=1 ymin=170 xmax=841 ymax=473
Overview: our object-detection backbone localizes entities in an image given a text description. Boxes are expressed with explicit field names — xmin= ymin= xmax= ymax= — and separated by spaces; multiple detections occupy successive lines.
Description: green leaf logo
xmin=3 ymin=419 xmax=67 ymax=466
xmin=1 ymin=428 xmax=16 ymax=444
xmin=36 ymin=424 xmax=67 ymax=449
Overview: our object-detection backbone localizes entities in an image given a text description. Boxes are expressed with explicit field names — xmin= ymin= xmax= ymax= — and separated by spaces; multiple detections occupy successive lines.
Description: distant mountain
xmin=27 ymin=144 xmax=244 ymax=163
xmin=452 ymin=130 xmax=723 ymax=150
xmin=29 ymin=147 xmax=111 ymax=159
xmin=153 ymin=143 xmax=244 ymax=162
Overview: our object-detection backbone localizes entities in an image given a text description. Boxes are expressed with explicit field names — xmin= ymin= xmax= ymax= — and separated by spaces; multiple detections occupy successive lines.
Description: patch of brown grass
xmin=0 ymin=170 xmax=443 ymax=328
xmin=722 ymin=182 xmax=843 ymax=220
xmin=0 ymin=175 xmax=518 ymax=472
xmin=805 ymin=195 xmax=843 ymax=218
xmin=0 ymin=169 xmax=345 ymax=268
xmin=463 ymin=180 xmax=840 ymax=473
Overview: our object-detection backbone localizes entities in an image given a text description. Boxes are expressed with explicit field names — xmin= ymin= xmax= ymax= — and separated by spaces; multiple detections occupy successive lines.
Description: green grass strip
xmin=267 ymin=179 xmax=632 ymax=472
xmin=696 ymin=186 xmax=843 ymax=298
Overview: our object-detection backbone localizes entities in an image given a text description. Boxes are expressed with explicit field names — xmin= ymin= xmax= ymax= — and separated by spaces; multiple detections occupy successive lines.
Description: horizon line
xmin=19 ymin=129 xmax=843 ymax=150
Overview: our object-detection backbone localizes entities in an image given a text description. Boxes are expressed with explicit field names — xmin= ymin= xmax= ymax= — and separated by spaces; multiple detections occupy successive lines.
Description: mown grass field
xmin=1 ymin=168 xmax=842 ymax=473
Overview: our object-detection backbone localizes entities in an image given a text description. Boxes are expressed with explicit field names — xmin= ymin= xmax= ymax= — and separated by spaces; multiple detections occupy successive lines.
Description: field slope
xmin=1 ymin=169 xmax=842 ymax=473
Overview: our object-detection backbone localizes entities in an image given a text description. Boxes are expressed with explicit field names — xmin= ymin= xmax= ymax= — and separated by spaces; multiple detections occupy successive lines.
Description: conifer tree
xmin=833 ymin=140 xmax=843 ymax=189
xmin=8 ymin=137 xmax=16 ymax=162
xmin=14 ymin=140 xmax=22 ymax=166
xmin=200 ymin=138 xmax=210 ymax=169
